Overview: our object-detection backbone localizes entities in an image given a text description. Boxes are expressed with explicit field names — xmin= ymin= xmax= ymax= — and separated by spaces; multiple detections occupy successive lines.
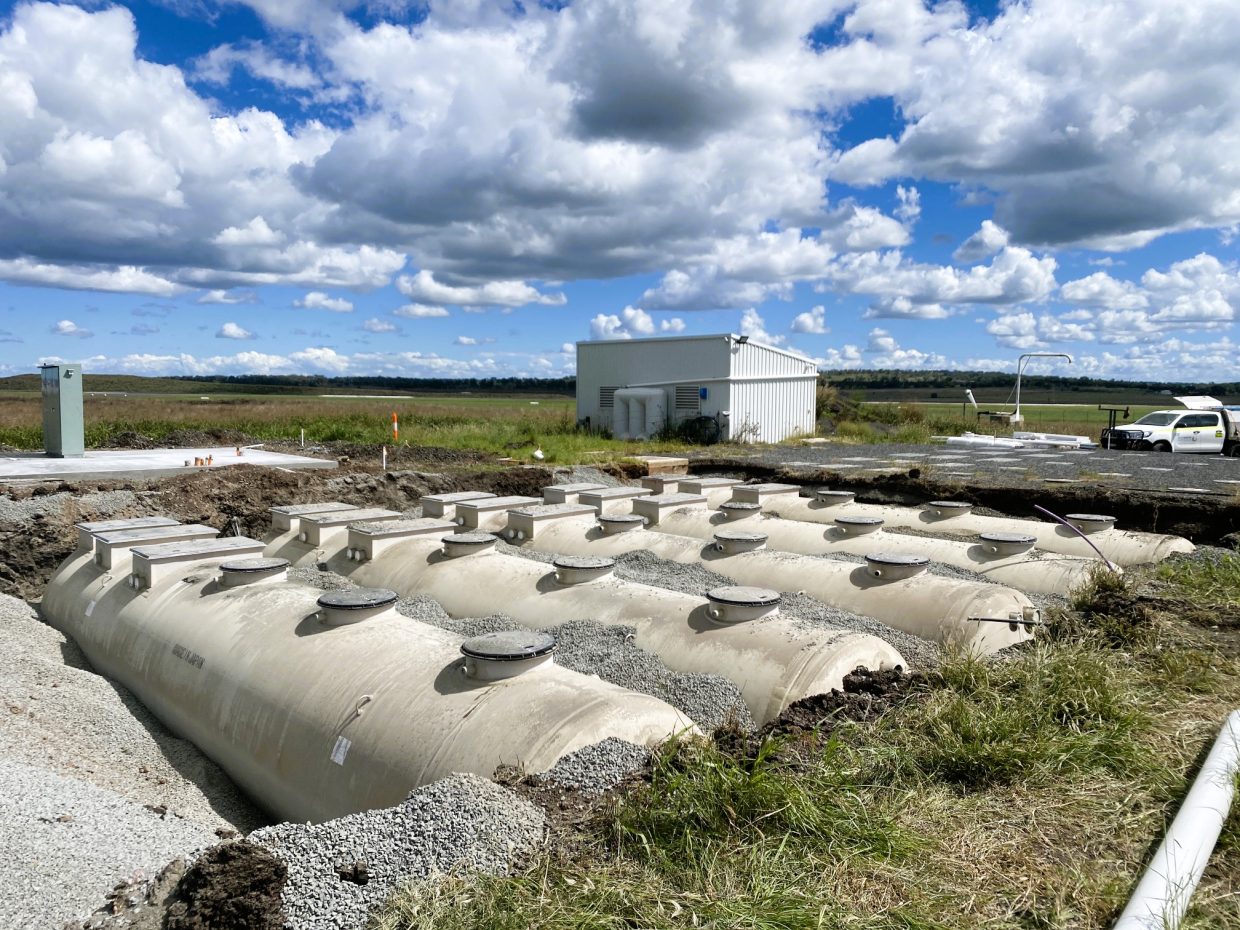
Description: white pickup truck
xmin=1102 ymin=396 xmax=1240 ymax=456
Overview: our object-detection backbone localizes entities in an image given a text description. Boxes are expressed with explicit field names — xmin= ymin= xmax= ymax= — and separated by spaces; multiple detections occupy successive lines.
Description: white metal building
xmin=575 ymin=333 xmax=818 ymax=443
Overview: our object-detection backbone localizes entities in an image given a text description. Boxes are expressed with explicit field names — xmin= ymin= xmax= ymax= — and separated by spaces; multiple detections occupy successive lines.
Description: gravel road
xmin=693 ymin=440 xmax=1240 ymax=495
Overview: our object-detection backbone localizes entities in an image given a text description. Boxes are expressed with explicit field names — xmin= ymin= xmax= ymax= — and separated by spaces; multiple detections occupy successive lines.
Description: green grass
xmin=1155 ymin=552 xmax=1240 ymax=611
xmin=0 ymin=393 xmax=695 ymax=465
xmin=374 ymin=581 xmax=1240 ymax=930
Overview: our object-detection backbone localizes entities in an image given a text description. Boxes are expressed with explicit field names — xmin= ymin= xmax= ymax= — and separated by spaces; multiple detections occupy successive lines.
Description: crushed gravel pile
xmin=0 ymin=758 xmax=217 ymax=930
xmin=540 ymin=737 xmax=651 ymax=795
xmin=249 ymin=774 xmax=544 ymax=930
xmin=552 ymin=465 xmax=627 ymax=488
xmin=293 ymin=564 xmax=753 ymax=731
xmin=0 ymin=488 xmax=142 ymax=527
xmin=0 ymin=594 xmax=261 ymax=833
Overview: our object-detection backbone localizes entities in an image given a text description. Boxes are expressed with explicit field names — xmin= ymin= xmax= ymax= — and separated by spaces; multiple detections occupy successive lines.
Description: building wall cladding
xmin=576 ymin=335 xmax=817 ymax=443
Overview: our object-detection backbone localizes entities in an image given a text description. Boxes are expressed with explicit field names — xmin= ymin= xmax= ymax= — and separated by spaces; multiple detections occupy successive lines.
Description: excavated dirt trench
xmin=1 ymin=455 xmax=556 ymax=600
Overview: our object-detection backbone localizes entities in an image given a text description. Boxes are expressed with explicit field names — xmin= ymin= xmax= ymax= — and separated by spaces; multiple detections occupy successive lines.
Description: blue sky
xmin=1 ymin=0 xmax=1238 ymax=381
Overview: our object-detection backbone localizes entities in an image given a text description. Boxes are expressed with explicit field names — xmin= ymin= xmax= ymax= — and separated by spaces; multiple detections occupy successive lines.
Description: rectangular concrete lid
xmin=268 ymin=502 xmax=354 ymax=517
xmin=509 ymin=503 xmax=597 ymax=519
xmin=455 ymin=495 xmax=541 ymax=512
xmin=76 ymin=516 xmax=179 ymax=533
xmin=420 ymin=491 xmax=497 ymax=504
xmin=131 ymin=536 xmax=265 ymax=562
xmin=681 ymin=477 xmax=741 ymax=489
xmin=93 ymin=524 xmax=219 ymax=544
xmin=543 ymin=482 xmax=608 ymax=493
xmin=636 ymin=492 xmax=707 ymax=506
xmin=746 ymin=483 xmax=799 ymax=493
xmin=349 ymin=518 xmax=456 ymax=538
xmin=579 ymin=487 xmax=651 ymax=500
xmin=300 ymin=508 xmax=401 ymax=527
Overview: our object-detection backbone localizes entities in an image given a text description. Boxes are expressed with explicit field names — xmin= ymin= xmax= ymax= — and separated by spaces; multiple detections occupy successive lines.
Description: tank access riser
xmin=267 ymin=509 xmax=906 ymax=725
xmin=748 ymin=487 xmax=1193 ymax=566
xmin=640 ymin=495 xmax=1101 ymax=597
xmin=502 ymin=503 xmax=1036 ymax=654
xmin=42 ymin=518 xmax=695 ymax=824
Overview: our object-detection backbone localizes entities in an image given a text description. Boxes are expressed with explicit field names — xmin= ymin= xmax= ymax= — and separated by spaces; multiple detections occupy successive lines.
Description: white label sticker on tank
xmin=330 ymin=736 xmax=352 ymax=766
xmin=85 ymin=600 xmax=96 ymax=617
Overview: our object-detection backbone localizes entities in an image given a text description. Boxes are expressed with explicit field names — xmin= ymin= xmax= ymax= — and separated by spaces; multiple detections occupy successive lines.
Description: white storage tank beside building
xmin=576 ymin=333 xmax=818 ymax=444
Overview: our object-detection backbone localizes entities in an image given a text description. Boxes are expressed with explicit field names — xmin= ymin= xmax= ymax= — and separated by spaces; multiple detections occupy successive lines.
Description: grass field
xmin=861 ymin=402 xmax=1165 ymax=435
xmin=0 ymin=383 xmax=1190 ymax=459
xmin=0 ymin=392 xmax=692 ymax=464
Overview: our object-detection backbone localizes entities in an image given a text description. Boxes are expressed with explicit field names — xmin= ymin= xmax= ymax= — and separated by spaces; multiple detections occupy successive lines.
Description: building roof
xmin=576 ymin=332 xmax=815 ymax=365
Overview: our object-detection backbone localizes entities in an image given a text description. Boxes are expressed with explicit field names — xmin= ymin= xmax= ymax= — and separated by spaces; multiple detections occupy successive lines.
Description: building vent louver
xmin=674 ymin=385 xmax=701 ymax=411
xmin=599 ymin=386 xmax=618 ymax=409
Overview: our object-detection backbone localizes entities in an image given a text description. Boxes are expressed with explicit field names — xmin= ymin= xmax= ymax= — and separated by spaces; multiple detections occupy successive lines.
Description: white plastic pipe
xmin=760 ymin=495 xmax=1193 ymax=566
xmin=1113 ymin=710 xmax=1240 ymax=930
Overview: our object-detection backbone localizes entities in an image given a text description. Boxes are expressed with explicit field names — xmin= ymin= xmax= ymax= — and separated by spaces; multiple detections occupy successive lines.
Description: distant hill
xmin=822 ymin=369 xmax=1240 ymax=406
xmin=0 ymin=373 xmax=576 ymax=396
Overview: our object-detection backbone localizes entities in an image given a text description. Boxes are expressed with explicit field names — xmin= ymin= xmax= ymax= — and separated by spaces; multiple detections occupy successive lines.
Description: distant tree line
xmin=176 ymin=375 xmax=576 ymax=395
xmin=820 ymin=369 xmax=1240 ymax=395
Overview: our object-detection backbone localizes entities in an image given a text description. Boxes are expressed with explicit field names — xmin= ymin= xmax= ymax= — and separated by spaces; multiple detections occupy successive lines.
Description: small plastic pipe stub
xmin=221 ymin=557 xmax=290 ymax=574
xmin=814 ymin=489 xmax=855 ymax=504
xmin=706 ymin=586 xmax=781 ymax=608
xmin=317 ymin=588 xmax=399 ymax=611
xmin=461 ymin=630 xmax=556 ymax=661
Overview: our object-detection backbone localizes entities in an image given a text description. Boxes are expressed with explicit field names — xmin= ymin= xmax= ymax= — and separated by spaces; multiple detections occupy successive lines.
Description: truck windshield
xmin=1133 ymin=413 xmax=1178 ymax=426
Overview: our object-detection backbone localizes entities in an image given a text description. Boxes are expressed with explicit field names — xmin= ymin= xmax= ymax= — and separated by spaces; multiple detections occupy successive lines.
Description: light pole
xmin=1012 ymin=352 xmax=1072 ymax=424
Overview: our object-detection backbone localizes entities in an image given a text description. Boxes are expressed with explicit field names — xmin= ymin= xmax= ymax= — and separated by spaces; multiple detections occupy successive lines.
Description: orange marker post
xmin=391 ymin=411 xmax=399 ymax=443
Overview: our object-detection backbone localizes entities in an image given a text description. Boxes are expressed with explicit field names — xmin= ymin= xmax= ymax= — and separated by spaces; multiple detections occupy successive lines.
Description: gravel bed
xmin=497 ymin=539 xmax=939 ymax=667
xmin=607 ymin=548 xmax=941 ymax=668
xmin=294 ymin=564 xmax=753 ymax=731
xmin=0 ymin=594 xmax=261 ymax=833
xmin=552 ymin=465 xmax=627 ymax=488
xmin=0 ymin=488 xmax=143 ymax=526
xmin=0 ymin=758 xmax=217 ymax=929
xmin=539 ymin=737 xmax=650 ymax=795
xmin=249 ymin=774 xmax=544 ymax=930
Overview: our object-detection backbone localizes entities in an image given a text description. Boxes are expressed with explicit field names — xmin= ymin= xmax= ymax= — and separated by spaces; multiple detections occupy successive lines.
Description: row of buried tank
xmin=39 ymin=478 xmax=1191 ymax=825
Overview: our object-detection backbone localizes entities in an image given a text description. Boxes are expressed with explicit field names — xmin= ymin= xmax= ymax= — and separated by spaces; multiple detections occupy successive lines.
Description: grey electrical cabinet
xmin=40 ymin=362 xmax=85 ymax=458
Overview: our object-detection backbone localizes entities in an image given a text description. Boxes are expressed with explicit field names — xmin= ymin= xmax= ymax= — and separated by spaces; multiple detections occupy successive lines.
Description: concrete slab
xmin=0 ymin=446 xmax=335 ymax=482
xmin=633 ymin=455 xmax=689 ymax=476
